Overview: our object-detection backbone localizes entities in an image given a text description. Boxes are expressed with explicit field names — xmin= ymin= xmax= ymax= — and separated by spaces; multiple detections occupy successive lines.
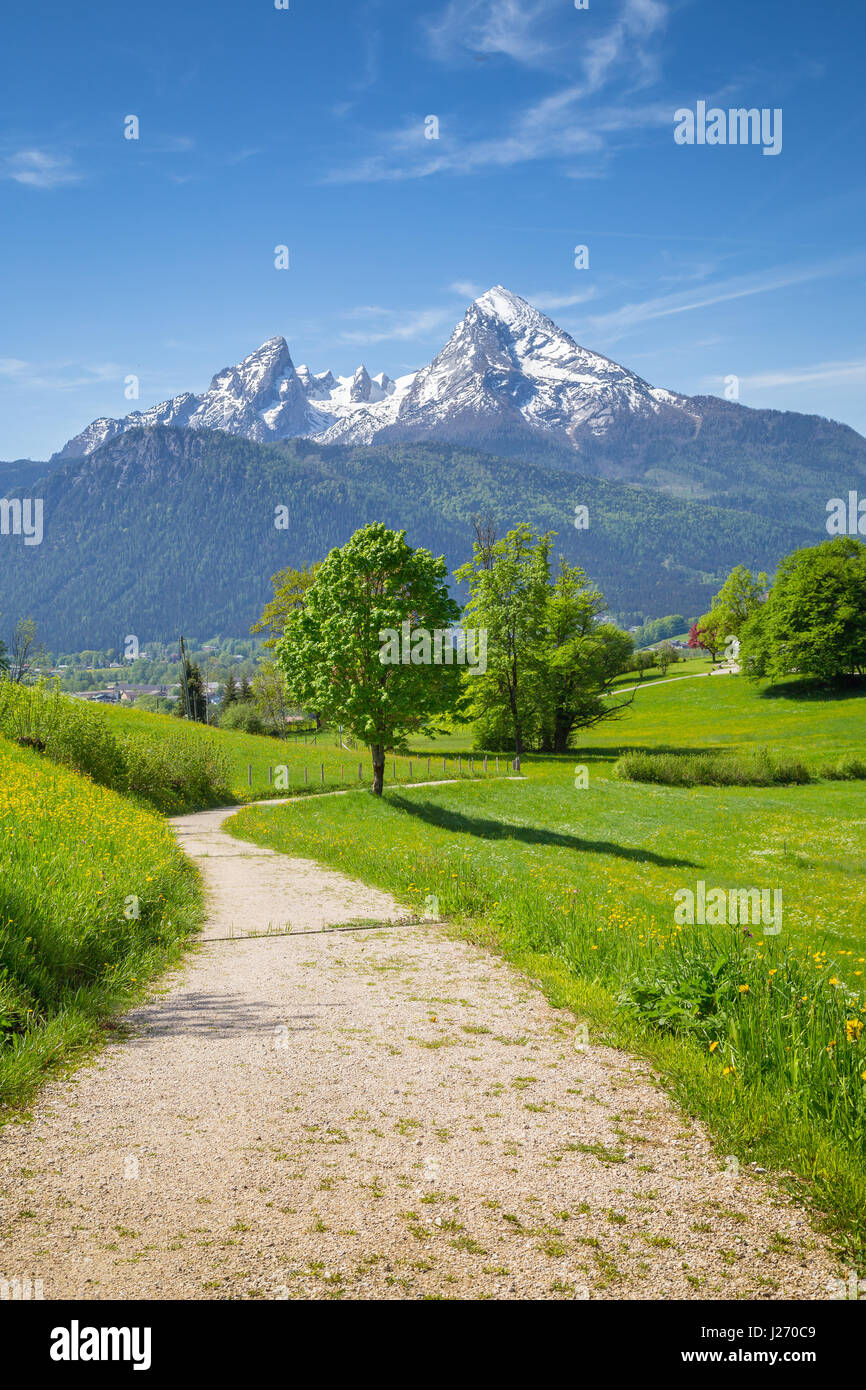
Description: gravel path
xmin=0 ymin=799 xmax=838 ymax=1301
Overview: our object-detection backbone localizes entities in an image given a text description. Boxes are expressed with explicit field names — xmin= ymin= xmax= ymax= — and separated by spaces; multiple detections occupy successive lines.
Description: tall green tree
xmin=252 ymin=662 xmax=290 ymax=734
xmin=275 ymin=523 xmax=460 ymax=795
xmin=176 ymin=659 xmax=208 ymax=721
xmin=7 ymin=618 xmax=44 ymax=684
xmin=222 ymin=670 xmax=239 ymax=706
xmin=454 ymin=522 xmax=551 ymax=756
xmin=539 ymin=562 xmax=634 ymax=752
xmin=710 ymin=564 xmax=768 ymax=639
xmin=740 ymin=537 xmax=866 ymax=683
xmin=251 ymin=562 xmax=322 ymax=649
xmin=456 ymin=531 xmax=632 ymax=754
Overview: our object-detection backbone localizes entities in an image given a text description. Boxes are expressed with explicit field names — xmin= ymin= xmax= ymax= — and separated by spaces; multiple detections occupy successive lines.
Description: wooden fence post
xmin=247 ymin=764 xmax=252 ymax=787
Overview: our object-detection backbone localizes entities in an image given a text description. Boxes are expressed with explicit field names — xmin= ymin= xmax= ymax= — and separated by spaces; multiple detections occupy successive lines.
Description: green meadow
xmin=228 ymin=673 xmax=866 ymax=1260
xmin=98 ymin=703 xmax=481 ymax=802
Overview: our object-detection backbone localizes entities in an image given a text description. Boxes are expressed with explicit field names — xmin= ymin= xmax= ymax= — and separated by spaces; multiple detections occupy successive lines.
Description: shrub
xmin=613 ymin=748 xmax=811 ymax=787
xmin=218 ymin=701 xmax=266 ymax=736
xmin=120 ymin=729 xmax=232 ymax=813
xmin=0 ymin=680 xmax=126 ymax=788
xmin=825 ymin=754 xmax=866 ymax=781
xmin=0 ymin=680 xmax=232 ymax=811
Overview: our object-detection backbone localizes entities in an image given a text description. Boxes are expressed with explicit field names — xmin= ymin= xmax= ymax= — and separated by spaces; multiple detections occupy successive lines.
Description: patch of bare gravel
xmin=0 ymin=801 xmax=840 ymax=1300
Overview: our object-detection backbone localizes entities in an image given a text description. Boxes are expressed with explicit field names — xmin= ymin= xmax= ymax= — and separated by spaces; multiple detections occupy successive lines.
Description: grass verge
xmin=0 ymin=736 xmax=202 ymax=1113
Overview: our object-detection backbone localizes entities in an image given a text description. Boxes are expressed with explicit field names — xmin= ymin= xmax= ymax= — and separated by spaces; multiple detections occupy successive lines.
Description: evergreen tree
xmin=222 ymin=670 xmax=238 ymax=706
xmin=176 ymin=659 xmax=208 ymax=721
xmin=239 ymin=675 xmax=253 ymax=702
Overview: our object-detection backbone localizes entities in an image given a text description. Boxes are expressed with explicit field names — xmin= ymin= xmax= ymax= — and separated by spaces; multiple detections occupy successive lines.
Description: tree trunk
xmin=371 ymin=742 xmax=385 ymax=796
xmin=552 ymin=713 xmax=572 ymax=754
xmin=507 ymin=687 xmax=524 ymax=756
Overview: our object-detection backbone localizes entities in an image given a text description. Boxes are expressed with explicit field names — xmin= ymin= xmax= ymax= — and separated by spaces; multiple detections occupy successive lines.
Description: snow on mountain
xmin=52 ymin=287 xmax=699 ymax=460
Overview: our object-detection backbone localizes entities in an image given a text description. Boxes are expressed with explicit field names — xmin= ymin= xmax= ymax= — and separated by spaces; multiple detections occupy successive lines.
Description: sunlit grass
xmin=0 ymin=736 xmax=201 ymax=1111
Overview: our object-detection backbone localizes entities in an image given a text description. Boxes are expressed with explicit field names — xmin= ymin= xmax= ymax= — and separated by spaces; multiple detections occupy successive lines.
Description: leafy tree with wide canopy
xmin=709 ymin=563 xmax=768 ymax=639
xmin=456 ymin=524 xmax=633 ymax=754
xmin=740 ymin=536 xmax=866 ymax=683
xmin=275 ymin=523 xmax=460 ymax=794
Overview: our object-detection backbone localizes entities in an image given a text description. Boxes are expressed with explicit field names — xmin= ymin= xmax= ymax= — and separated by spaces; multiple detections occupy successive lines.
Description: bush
xmin=0 ymin=680 xmax=126 ymax=788
xmin=0 ymin=679 xmax=232 ymax=811
xmin=613 ymin=748 xmax=811 ymax=787
xmin=218 ymin=701 xmax=266 ymax=736
xmin=121 ymin=729 xmax=232 ymax=812
xmin=825 ymin=754 xmax=866 ymax=781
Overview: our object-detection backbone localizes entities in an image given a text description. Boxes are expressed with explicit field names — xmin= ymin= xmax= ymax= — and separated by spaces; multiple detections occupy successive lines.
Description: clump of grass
xmin=825 ymin=755 xmax=866 ymax=781
xmin=613 ymin=748 xmax=811 ymax=787
xmin=0 ymin=737 xmax=201 ymax=1110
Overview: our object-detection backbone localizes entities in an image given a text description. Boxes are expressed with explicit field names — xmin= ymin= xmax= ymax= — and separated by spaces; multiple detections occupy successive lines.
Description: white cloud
xmin=5 ymin=150 xmax=82 ymax=189
xmin=580 ymin=260 xmax=862 ymax=343
xmin=720 ymin=360 xmax=866 ymax=391
xmin=338 ymin=304 xmax=459 ymax=346
xmin=449 ymin=280 xmax=487 ymax=299
xmin=0 ymin=359 xmax=128 ymax=391
xmin=425 ymin=0 xmax=560 ymax=68
xmin=327 ymin=0 xmax=671 ymax=184
xmin=528 ymin=288 xmax=599 ymax=311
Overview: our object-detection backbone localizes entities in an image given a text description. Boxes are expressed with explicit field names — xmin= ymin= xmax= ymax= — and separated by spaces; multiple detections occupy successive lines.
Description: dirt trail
xmin=0 ymin=799 xmax=837 ymax=1300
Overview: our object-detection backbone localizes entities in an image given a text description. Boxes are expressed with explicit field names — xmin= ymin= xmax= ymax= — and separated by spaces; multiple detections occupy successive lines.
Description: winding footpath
xmin=0 ymin=798 xmax=838 ymax=1300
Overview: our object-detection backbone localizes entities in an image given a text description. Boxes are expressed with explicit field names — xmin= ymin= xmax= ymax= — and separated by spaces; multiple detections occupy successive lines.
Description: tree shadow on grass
xmin=385 ymin=795 xmax=697 ymax=868
xmin=758 ymin=678 xmax=866 ymax=702
xmin=568 ymin=745 xmax=729 ymax=764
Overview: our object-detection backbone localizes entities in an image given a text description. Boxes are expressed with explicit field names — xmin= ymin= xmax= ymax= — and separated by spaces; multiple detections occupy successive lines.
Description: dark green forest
xmin=0 ymin=419 xmax=854 ymax=649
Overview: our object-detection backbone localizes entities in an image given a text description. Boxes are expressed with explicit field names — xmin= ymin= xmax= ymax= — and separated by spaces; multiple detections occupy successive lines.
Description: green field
xmin=227 ymin=673 xmax=866 ymax=1259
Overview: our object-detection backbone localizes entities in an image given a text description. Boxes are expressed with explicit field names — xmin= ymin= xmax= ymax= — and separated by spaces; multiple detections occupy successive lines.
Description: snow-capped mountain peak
xmin=52 ymin=287 xmax=697 ymax=460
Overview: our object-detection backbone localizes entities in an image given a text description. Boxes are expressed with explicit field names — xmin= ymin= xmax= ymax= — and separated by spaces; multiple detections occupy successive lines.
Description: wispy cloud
xmin=529 ymin=288 xmax=599 ymax=311
xmin=579 ymin=259 xmax=863 ymax=343
xmin=338 ymin=304 xmax=459 ymax=346
xmin=327 ymin=0 xmax=671 ymax=183
xmin=449 ymin=279 xmax=487 ymax=299
xmin=718 ymin=359 xmax=866 ymax=391
xmin=426 ymin=0 xmax=562 ymax=69
xmin=0 ymin=358 xmax=129 ymax=391
xmin=4 ymin=149 xmax=82 ymax=189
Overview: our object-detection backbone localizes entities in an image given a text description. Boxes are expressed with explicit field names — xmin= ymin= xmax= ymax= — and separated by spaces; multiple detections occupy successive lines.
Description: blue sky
xmin=2 ymin=0 xmax=865 ymax=459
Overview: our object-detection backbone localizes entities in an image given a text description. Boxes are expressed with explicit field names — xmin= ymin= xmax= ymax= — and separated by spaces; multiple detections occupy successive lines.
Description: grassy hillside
xmin=0 ymin=736 xmax=201 ymax=1111
xmin=98 ymin=704 xmax=486 ymax=799
xmin=226 ymin=674 xmax=866 ymax=1260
